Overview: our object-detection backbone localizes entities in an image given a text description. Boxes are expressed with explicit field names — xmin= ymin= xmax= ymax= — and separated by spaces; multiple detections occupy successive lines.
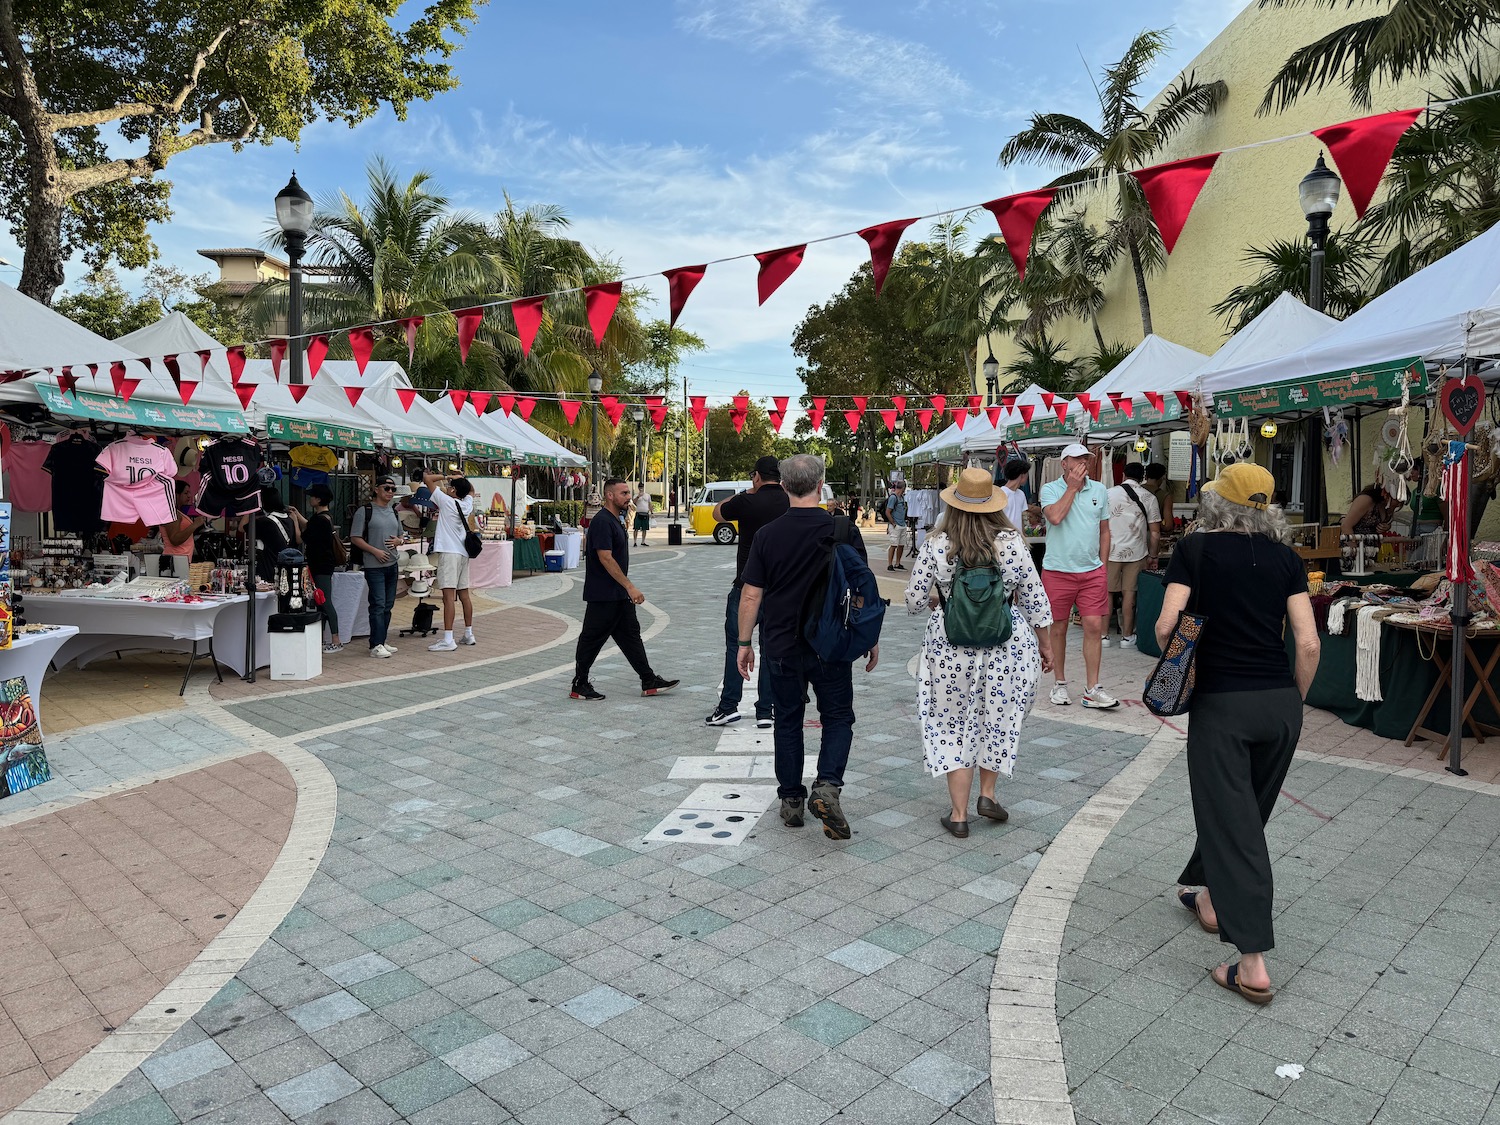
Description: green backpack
xmin=938 ymin=556 xmax=1013 ymax=648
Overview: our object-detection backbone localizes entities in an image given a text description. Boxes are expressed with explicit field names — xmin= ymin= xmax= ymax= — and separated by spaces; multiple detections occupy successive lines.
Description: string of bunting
xmin=8 ymin=97 xmax=1484 ymax=419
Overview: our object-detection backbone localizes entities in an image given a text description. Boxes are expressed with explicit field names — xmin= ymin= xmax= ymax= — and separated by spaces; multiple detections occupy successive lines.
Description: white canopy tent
xmin=1188 ymin=294 xmax=1337 ymax=383
xmin=966 ymin=383 xmax=1080 ymax=451
xmin=1082 ymin=334 xmax=1208 ymax=402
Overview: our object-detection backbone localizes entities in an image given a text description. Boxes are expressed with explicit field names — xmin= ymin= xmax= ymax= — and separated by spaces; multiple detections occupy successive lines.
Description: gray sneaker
xmin=808 ymin=783 xmax=850 ymax=840
xmin=780 ymin=797 xmax=805 ymax=828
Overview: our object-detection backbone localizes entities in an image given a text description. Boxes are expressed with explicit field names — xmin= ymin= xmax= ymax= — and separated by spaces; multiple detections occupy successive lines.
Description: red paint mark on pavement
xmin=1279 ymin=789 xmax=1332 ymax=820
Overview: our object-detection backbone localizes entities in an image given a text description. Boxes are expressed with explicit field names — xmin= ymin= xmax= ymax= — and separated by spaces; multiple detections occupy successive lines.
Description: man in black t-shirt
xmin=705 ymin=456 xmax=790 ymax=728
xmin=571 ymin=478 xmax=678 ymax=702
xmin=737 ymin=454 xmax=876 ymax=840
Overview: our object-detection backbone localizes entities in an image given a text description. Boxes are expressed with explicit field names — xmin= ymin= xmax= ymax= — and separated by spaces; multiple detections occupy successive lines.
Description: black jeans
xmin=765 ymin=648 xmax=855 ymax=799
xmin=1178 ymin=686 xmax=1303 ymax=955
xmin=574 ymin=599 xmax=655 ymax=686
xmin=719 ymin=584 xmax=770 ymax=717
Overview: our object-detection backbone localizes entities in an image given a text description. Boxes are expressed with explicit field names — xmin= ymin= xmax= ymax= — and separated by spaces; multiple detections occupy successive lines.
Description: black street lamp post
xmin=587 ymin=369 xmax=602 ymax=500
xmin=631 ymin=406 xmax=646 ymax=494
xmin=274 ymin=173 xmax=314 ymax=386
xmin=671 ymin=427 xmax=683 ymax=522
xmin=982 ymin=348 xmax=1000 ymax=405
xmin=1299 ymin=153 xmax=1341 ymax=315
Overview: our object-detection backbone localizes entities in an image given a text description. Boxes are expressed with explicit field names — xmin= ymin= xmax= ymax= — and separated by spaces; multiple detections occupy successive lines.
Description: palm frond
xmin=1148 ymin=74 xmax=1230 ymax=147
xmin=999 ymin=114 xmax=1106 ymax=167
xmin=1100 ymin=29 xmax=1171 ymax=133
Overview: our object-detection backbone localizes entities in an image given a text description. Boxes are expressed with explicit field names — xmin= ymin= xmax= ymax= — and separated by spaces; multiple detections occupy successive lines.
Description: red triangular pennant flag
xmin=400 ymin=316 xmax=423 ymax=364
xmin=163 ymin=354 xmax=181 ymax=383
xmin=664 ymin=265 xmax=706 ymax=327
xmin=981 ymin=188 xmax=1057 ymax=280
xmin=396 ymin=387 xmax=419 ymax=412
xmin=455 ymin=307 xmax=485 ymax=364
xmin=234 ymin=382 xmax=257 ymax=409
xmin=57 ymin=370 xmax=78 ymax=396
xmin=605 ymin=400 xmax=626 ymax=426
xmin=930 ymin=394 xmax=947 ymax=416
xmin=344 ymin=385 xmax=365 ymax=407
xmin=178 ymin=378 xmax=197 ymax=406
xmin=1132 ymin=153 xmax=1221 ymax=254
xmin=809 ymin=397 xmax=826 ymax=432
xmin=917 ymin=408 xmax=933 ymax=432
xmin=349 ymin=328 xmax=374 ymax=375
xmin=858 ymin=218 xmax=917 ymax=296
xmin=1117 ymin=399 xmax=1134 ymax=419
xmin=1312 ymin=108 xmax=1423 ymax=219
xmin=1001 ymin=394 xmax=1018 ymax=409
xmin=1018 ymin=404 xmax=1035 ymax=424
xmin=732 ymin=411 xmax=747 ymax=434
xmin=448 ymin=389 xmax=469 ymax=413
xmin=851 ymin=395 xmax=867 ymax=414
xmin=269 ymin=340 xmax=287 ymax=381
xmin=769 ymin=410 xmax=785 ymax=433
xmin=517 ymin=397 xmax=537 ymax=421
xmin=116 ymin=377 xmax=141 ymax=403
xmin=755 ymin=245 xmax=806 ymax=305
xmin=226 ymin=346 xmax=246 ymax=385
xmin=140 ymin=357 xmax=151 ymax=373
xmin=880 ymin=409 xmax=897 ymax=433
xmin=967 ymin=395 xmax=982 ymax=413
xmin=689 ymin=395 xmax=708 ymax=432
xmin=733 ymin=393 xmax=750 ymax=416
xmin=560 ymin=398 xmax=583 ymax=425
xmin=584 ymin=282 xmax=623 ymax=347
xmin=1144 ymin=391 xmax=1165 ymax=412
xmin=306 ymin=335 xmax=328 ymax=382
xmin=288 ymin=383 xmax=313 ymax=404
xmin=890 ymin=395 xmax=906 ymax=415
xmin=1107 ymin=392 xmax=1126 ymax=408
xmin=843 ymin=409 xmax=862 ymax=433
xmin=952 ymin=409 xmax=967 ymax=429
xmin=1084 ymin=398 xmax=1102 ymax=421
xmin=84 ymin=363 xmax=98 ymax=380
xmin=1040 ymin=392 xmax=1056 ymax=410
xmin=470 ymin=391 xmax=492 ymax=415
xmin=109 ymin=361 xmax=127 ymax=395
xmin=496 ymin=393 xmax=516 ymax=417
xmin=987 ymin=406 xmax=1004 ymax=428
xmin=1054 ymin=402 xmax=1069 ymax=424
xmin=511 ymin=297 xmax=545 ymax=356
xmin=773 ymin=395 xmax=789 ymax=416
xmin=195 ymin=350 xmax=212 ymax=376
xmin=650 ymin=405 xmax=669 ymax=431
xmin=1175 ymin=390 xmax=1194 ymax=411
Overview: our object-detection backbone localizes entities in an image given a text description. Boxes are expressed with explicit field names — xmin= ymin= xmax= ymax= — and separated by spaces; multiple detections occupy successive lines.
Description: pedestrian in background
xmin=351 ymin=475 xmax=404 ymax=659
xmin=997 ymin=457 xmax=1030 ymax=530
xmin=423 ymin=470 xmax=477 ymax=652
xmin=1157 ymin=462 xmax=1319 ymax=1005
xmin=884 ymin=481 xmax=910 ymax=571
xmin=302 ymin=484 xmax=344 ymax=654
xmin=1105 ymin=462 xmax=1161 ymax=650
xmin=705 ymin=456 xmax=789 ymax=728
xmin=905 ymin=468 xmax=1054 ymax=837
xmin=632 ymin=486 xmax=652 ymax=546
xmin=737 ymin=454 xmax=878 ymax=839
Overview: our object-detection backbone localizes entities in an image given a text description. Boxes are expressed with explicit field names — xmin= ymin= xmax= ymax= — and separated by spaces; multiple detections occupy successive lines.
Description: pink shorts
xmin=1042 ymin=565 xmax=1109 ymax=620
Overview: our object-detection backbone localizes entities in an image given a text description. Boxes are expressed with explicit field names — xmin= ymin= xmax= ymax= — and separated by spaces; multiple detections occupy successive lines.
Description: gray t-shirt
xmin=351 ymin=501 xmax=403 ymax=569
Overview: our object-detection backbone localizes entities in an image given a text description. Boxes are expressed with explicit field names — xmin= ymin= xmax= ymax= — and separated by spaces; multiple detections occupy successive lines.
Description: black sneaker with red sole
xmin=641 ymin=676 xmax=679 ymax=696
xmin=570 ymin=682 xmax=606 ymax=701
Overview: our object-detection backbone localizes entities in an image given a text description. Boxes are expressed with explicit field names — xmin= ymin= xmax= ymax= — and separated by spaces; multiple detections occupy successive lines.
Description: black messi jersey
xmin=196 ymin=437 xmax=264 ymax=516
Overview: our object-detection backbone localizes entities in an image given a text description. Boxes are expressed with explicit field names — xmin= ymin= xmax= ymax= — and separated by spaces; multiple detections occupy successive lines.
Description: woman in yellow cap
xmin=904 ymin=467 xmax=1055 ymax=838
xmin=1156 ymin=461 xmax=1320 ymax=1004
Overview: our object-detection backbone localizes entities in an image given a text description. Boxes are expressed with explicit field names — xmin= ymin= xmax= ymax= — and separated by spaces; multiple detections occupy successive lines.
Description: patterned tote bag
xmin=1143 ymin=542 xmax=1205 ymax=717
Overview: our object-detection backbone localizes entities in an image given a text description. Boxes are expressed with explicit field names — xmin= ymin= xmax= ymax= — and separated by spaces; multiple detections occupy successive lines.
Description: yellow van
xmin=690 ymin=480 xmax=835 ymax=544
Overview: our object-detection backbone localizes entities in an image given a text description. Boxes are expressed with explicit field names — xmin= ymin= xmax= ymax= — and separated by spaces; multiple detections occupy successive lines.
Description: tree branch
xmin=57 ymin=98 xmax=258 ymax=196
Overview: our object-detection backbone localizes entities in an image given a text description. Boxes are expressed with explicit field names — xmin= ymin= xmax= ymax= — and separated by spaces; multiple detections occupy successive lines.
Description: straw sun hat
xmin=939 ymin=467 xmax=1008 ymax=513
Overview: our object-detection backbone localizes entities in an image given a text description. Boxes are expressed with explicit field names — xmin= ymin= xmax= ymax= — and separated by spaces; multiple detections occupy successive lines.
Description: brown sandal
xmin=1212 ymin=962 xmax=1273 ymax=1005
xmin=1178 ymin=889 xmax=1220 ymax=935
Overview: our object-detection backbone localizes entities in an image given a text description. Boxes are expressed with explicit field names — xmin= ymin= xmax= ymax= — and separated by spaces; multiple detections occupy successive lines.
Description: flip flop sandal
xmin=1213 ymin=962 xmax=1273 ymax=1005
xmin=1178 ymin=889 xmax=1220 ymax=935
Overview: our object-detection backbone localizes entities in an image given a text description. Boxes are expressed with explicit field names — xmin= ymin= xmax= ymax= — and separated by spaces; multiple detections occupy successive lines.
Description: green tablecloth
xmin=1135 ymin=572 xmax=1165 ymax=659
xmin=513 ymin=537 xmax=544 ymax=574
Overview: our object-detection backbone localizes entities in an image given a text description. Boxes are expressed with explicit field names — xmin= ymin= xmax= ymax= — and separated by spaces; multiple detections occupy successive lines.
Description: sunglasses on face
xmin=379 ymin=485 xmax=396 ymax=491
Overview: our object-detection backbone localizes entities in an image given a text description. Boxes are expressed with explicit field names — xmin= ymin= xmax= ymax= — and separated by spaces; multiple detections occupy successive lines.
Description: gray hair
xmin=779 ymin=454 xmax=825 ymax=498
xmin=1195 ymin=489 xmax=1292 ymax=542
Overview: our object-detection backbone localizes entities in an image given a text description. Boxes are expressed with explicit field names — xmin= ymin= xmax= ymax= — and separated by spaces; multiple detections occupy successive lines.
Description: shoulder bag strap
xmin=1122 ymin=481 xmax=1152 ymax=525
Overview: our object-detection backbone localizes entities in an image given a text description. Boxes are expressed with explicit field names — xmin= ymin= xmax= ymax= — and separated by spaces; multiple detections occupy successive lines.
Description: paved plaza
xmin=3 ymin=540 xmax=1499 ymax=1124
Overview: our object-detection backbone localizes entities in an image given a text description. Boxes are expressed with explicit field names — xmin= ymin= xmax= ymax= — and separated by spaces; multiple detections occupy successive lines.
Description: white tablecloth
xmin=0 ymin=627 xmax=79 ymax=737
xmin=469 ymin=540 xmax=513 ymax=589
xmin=331 ymin=571 xmax=371 ymax=639
xmin=211 ymin=592 xmax=275 ymax=676
xmin=558 ymin=531 xmax=583 ymax=569
xmin=28 ymin=594 xmax=246 ymax=671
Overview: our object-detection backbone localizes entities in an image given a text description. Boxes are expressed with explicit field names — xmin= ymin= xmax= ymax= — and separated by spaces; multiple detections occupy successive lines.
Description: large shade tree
xmin=0 ymin=0 xmax=484 ymax=305
xmin=999 ymin=28 xmax=1228 ymax=337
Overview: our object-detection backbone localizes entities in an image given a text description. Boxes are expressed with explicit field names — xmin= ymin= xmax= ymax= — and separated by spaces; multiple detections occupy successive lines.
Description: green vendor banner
xmin=463 ymin=439 xmax=513 ymax=461
xmin=1089 ymin=395 xmax=1183 ymax=431
xmin=40 ymin=385 xmax=249 ymax=433
xmin=265 ymin=414 xmax=376 ymax=450
xmin=393 ymin=432 xmax=460 ymax=456
xmin=1210 ymin=358 xmax=1427 ymax=418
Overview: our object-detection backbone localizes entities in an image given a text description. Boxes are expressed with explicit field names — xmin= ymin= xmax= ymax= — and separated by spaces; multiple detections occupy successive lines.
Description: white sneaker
xmin=382 ymin=643 xmax=398 ymax=654
xmin=370 ymin=645 xmax=391 ymax=659
xmin=1120 ymin=635 xmax=1138 ymax=650
xmin=323 ymin=643 xmax=344 ymax=655
xmin=428 ymin=639 xmax=458 ymax=652
xmin=1082 ymin=685 xmax=1120 ymax=709
xmin=1049 ymin=682 xmax=1071 ymax=706
xmin=461 ymin=633 xmax=477 ymax=645
xmin=1101 ymin=636 xmax=1113 ymax=647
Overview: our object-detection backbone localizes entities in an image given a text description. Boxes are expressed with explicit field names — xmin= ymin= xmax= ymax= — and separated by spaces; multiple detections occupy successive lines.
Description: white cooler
xmin=270 ymin=629 xmax=323 ymax=680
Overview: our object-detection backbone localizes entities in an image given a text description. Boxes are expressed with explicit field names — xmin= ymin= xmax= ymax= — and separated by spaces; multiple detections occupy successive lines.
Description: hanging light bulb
xmin=1260 ymin=419 xmax=1278 ymax=438
xmin=1134 ymin=436 xmax=1149 ymax=453
xmin=447 ymin=460 xmax=460 ymax=472
xmin=390 ymin=456 xmax=404 ymax=469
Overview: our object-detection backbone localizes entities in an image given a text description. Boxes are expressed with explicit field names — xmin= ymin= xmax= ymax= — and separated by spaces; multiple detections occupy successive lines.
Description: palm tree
xmin=1015 ymin=212 xmax=1116 ymax=350
xmin=1210 ymin=231 xmax=1375 ymax=330
xmin=1257 ymin=0 xmax=1500 ymax=113
xmin=999 ymin=332 xmax=1090 ymax=393
xmin=999 ymin=28 xmax=1228 ymax=337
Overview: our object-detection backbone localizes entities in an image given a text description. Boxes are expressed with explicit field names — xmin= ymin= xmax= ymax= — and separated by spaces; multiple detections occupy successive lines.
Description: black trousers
xmin=1178 ymin=686 xmax=1303 ymax=955
xmin=574 ymin=600 xmax=655 ymax=686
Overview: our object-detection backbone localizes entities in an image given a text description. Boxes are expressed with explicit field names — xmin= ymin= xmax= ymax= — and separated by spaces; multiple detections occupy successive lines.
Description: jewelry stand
xmin=1341 ymin=533 xmax=1380 ymax=577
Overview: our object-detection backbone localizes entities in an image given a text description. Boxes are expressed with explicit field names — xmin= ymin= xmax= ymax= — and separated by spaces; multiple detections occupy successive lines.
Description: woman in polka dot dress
xmin=904 ymin=468 xmax=1055 ymax=838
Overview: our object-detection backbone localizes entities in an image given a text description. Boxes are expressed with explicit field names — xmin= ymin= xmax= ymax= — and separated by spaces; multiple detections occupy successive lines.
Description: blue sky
xmin=4 ymin=0 xmax=1244 ymax=402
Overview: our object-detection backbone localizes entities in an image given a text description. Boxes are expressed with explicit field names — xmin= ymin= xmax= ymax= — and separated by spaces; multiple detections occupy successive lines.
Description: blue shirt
xmin=885 ymin=494 xmax=908 ymax=525
xmin=1039 ymin=477 xmax=1109 ymax=573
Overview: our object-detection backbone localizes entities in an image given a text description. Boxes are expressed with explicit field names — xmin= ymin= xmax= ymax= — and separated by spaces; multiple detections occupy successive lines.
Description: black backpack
xmin=409 ymin=599 xmax=437 ymax=635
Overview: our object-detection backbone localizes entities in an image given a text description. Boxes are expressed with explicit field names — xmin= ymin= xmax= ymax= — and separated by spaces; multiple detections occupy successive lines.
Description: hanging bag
xmin=936 ymin=537 xmax=1013 ymax=648
xmin=1142 ymin=537 xmax=1205 ymax=716
xmin=453 ymin=501 xmax=483 ymax=559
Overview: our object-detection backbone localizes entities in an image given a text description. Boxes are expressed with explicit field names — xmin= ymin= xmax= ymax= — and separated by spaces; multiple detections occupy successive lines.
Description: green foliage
xmin=999 ymin=333 xmax=1091 ymax=394
xmin=633 ymin=320 xmax=706 ymax=392
xmin=1089 ymin=341 xmax=1135 ymax=378
xmin=53 ymin=268 xmax=164 ymax=338
xmin=703 ymin=396 xmax=776 ymax=481
xmin=1211 ymin=232 xmax=1375 ymax=331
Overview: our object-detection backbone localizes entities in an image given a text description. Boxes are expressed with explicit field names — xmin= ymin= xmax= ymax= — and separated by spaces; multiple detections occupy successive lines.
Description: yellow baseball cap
xmin=1203 ymin=462 xmax=1276 ymax=510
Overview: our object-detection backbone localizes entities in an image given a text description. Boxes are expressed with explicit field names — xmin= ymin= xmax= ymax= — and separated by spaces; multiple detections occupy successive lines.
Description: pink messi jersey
xmin=96 ymin=436 xmax=177 ymax=525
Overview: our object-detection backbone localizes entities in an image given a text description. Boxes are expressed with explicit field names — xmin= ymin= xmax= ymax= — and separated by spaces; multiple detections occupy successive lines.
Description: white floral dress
xmin=904 ymin=531 xmax=1055 ymax=777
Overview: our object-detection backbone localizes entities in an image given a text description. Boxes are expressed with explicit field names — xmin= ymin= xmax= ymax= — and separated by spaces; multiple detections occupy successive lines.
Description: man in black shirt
xmin=738 ymin=454 xmax=877 ymax=839
xmin=705 ymin=456 xmax=790 ymax=727
xmin=571 ymin=477 xmax=678 ymax=701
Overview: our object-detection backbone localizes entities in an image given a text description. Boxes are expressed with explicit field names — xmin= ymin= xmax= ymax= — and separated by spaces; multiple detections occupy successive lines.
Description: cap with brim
xmin=753 ymin=456 xmax=780 ymax=480
xmin=1061 ymin=443 xmax=1090 ymax=459
xmin=939 ymin=466 xmax=1008 ymax=513
xmin=1205 ymin=462 xmax=1275 ymax=510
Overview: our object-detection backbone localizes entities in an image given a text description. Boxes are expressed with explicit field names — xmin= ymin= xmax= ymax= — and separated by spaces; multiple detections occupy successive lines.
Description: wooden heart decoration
xmin=1441 ymin=373 xmax=1485 ymax=436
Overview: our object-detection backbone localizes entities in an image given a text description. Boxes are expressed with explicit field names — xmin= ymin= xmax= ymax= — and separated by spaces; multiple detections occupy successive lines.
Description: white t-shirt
xmin=633 ymin=493 xmax=651 ymax=514
xmin=1106 ymin=481 xmax=1161 ymax=563
xmin=1001 ymin=485 xmax=1027 ymax=531
xmin=429 ymin=488 xmax=475 ymax=556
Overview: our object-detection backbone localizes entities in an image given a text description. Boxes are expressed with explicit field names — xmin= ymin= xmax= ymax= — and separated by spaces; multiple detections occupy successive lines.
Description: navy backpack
xmin=803 ymin=516 xmax=887 ymax=662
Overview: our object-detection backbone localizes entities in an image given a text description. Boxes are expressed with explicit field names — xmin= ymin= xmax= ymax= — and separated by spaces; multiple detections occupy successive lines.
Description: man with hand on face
xmin=571 ymin=477 xmax=678 ymax=702
xmin=422 ymin=469 xmax=477 ymax=652
xmin=1038 ymin=443 xmax=1119 ymax=709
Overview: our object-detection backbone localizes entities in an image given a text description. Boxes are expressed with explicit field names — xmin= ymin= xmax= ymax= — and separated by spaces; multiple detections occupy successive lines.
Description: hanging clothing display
xmin=96 ymin=435 xmax=177 ymax=525
xmin=196 ymin=436 xmax=265 ymax=517
xmin=290 ymin=444 xmax=337 ymax=489
xmin=43 ymin=431 xmax=105 ymax=534
xmin=2 ymin=441 xmax=52 ymax=512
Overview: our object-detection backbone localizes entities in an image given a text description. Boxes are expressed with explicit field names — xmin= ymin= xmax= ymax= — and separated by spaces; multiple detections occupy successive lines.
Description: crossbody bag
xmin=452 ymin=501 xmax=483 ymax=559
xmin=1142 ymin=536 xmax=1205 ymax=717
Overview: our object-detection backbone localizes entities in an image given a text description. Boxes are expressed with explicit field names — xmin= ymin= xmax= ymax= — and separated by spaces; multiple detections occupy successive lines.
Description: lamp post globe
xmin=1299 ymin=153 xmax=1341 ymax=314
xmin=275 ymin=172 xmax=314 ymax=386
xmin=982 ymin=348 xmax=1000 ymax=404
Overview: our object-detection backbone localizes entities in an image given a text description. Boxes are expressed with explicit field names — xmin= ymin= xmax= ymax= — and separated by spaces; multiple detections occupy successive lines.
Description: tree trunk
xmin=1090 ymin=313 xmax=1105 ymax=354
xmin=1126 ymin=231 xmax=1153 ymax=337
xmin=17 ymin=174 xmax=66 ymax=305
